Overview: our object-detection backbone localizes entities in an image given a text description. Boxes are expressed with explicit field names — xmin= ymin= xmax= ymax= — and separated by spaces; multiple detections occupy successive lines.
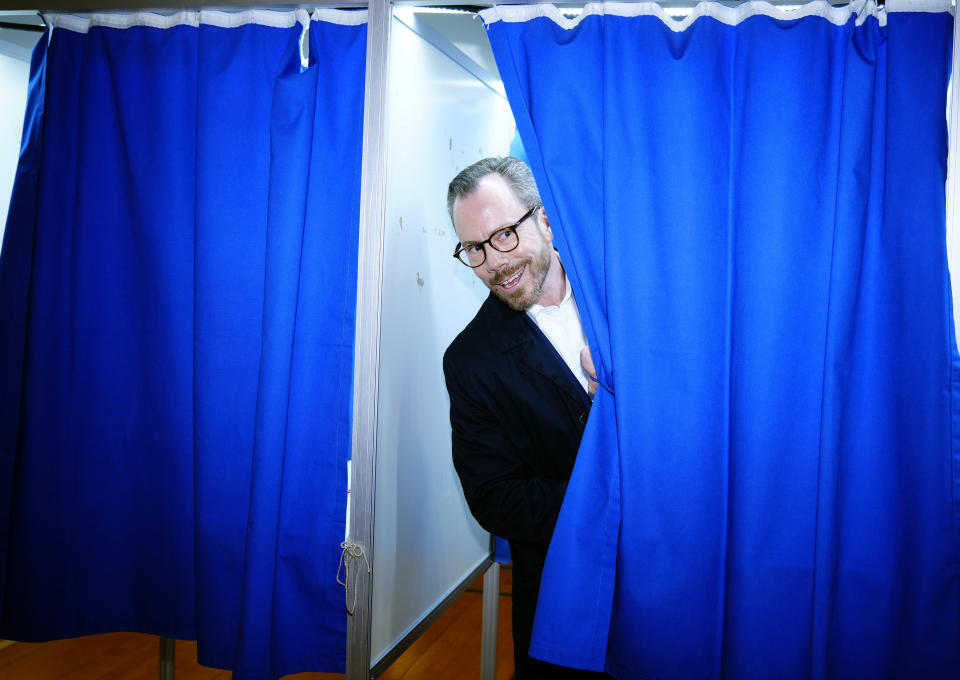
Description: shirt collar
xmin=527 ymin=270 xmax=573 ymax=319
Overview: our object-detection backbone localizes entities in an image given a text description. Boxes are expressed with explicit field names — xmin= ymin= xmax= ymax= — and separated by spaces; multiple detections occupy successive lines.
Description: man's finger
xmin=580 ymin=346 xmax=598 ymax=396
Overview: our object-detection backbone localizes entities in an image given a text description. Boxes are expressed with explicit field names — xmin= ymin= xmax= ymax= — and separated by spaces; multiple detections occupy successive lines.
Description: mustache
xmin=490 ymin=263 xmax=525 ymax=286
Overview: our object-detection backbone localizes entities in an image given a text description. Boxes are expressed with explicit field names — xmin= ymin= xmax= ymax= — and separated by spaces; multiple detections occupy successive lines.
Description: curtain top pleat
xmin=479 ymin=0 xmax=953 ymax=30
xmin=46 ymin=8 xmax=368 ymax=34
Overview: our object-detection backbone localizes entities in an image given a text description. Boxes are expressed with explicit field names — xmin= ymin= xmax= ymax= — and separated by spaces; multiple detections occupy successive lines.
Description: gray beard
xmin=491 ymin=248 xmax=552 ymax=312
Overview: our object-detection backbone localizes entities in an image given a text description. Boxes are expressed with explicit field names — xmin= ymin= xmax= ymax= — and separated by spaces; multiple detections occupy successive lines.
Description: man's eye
xmin=493 ymin=228 xmax=514 ymax=243
xmin=466 ymin=244 xmax=483 ymax=254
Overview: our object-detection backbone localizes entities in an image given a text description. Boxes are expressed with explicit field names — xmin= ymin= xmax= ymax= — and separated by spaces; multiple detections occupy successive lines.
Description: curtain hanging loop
xmin=297 ymin=8 xmax=310 ymax=69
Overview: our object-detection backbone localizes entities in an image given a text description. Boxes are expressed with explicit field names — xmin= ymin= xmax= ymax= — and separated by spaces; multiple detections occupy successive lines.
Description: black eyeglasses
xmin=453 ymin=206 xmax=540 ymax=268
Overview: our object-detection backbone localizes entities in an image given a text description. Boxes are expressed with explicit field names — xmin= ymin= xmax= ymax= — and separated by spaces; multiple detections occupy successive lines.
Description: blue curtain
xmin=0 ymin=12 xmax=366 ymax=678
xmin=484 ymin=3 xmax=960 ymax=678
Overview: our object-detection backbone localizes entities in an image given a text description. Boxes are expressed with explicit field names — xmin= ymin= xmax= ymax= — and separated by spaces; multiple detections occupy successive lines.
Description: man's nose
xmin=485 ymin=245 xmax=509 ymax=270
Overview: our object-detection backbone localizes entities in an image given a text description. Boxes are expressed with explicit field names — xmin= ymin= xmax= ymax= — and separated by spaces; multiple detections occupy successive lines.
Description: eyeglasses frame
xmin=452 ymin=205 xmax=541 ymax=268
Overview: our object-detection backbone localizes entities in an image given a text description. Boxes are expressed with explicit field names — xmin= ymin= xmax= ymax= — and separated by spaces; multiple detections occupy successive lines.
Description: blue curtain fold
xmin=0 ymin=24 xmax=48 ymax=610
xmin=485 ymin=5 xmax=960 ymax=679
xmin=0 ymin=15 xmax=366 ymax=678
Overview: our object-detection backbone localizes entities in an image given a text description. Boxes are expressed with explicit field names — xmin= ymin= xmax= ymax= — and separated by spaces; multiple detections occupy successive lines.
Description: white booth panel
xmin=0 ymin=27 xmax=40 ymax=244
xmin=371 ymin=10 xmax=516 ymax=667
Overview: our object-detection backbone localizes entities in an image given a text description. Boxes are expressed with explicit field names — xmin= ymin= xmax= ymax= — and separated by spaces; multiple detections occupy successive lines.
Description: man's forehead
xmin=474 ymin=172 xmax=519 ymax=200
xmin=454 ymin=192 xmax=522 ymax=245
xmin=454 ymin=174 xmax=523 ymax=218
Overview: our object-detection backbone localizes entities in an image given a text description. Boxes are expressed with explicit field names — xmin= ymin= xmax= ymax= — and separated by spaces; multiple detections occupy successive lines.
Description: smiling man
xmin=443 ymin=157 xmax=604 ymax=679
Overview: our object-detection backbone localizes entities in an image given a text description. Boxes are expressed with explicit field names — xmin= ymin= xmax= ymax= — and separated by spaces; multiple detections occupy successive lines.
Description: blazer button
xmin=578 ymin=411 xmax=587 ymax=425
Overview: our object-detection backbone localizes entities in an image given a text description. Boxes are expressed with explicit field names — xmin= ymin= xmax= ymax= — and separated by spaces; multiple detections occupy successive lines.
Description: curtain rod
xmin=13 ymin=0 xmax=941 ymax=16
xmin=2 ymin=1 xmax=859 ymax=10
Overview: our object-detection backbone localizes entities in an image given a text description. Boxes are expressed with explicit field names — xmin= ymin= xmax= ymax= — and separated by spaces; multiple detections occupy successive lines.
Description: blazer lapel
xmin=518 ymin=314 xmax=591 ymax=411
xmin=483 ymin=293 xmax=590 ymax=411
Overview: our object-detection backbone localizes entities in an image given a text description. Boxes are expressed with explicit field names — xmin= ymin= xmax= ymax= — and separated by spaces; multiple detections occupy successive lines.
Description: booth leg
xmin=159 ymin=636 xmax=175 ymax=680
xmin=481 ymin=561 xmax=500 ymax=680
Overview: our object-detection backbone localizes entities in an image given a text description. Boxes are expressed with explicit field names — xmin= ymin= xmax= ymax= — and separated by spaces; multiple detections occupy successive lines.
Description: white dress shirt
xmin=526 ymin=274 xmax=590 ymax=394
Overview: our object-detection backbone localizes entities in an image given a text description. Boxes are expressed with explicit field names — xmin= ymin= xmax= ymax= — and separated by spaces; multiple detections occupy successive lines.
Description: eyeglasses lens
xmin=465 ymin=248 xmax=485 ymax=267
xmin=491 ymin=228 xmax=519 ymax=253
xmin=461 ymin=228 xmax=519 ymax=267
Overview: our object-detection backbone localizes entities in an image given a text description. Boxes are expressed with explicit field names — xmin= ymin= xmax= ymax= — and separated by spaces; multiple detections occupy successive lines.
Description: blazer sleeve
xmin=444 ymin=352 xmax=567 ymax=545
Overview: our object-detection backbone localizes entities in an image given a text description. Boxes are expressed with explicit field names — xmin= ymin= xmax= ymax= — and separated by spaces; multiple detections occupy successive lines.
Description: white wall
xmin=0 ymin=27 xmax=40 ymax=249
xmin=371 ymin=9 xmax=516 ymax=667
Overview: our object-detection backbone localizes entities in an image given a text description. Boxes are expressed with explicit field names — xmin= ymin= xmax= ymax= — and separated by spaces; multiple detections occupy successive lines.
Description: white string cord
xmin=337 ymin=541 xmax=371 ymax=616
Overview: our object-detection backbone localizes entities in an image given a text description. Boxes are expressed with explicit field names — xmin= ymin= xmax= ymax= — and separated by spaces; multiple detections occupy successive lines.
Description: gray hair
xmin=446 ymin=156 xmax=542 ymax=223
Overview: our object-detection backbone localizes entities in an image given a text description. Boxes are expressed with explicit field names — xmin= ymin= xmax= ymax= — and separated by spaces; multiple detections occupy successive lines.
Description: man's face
xmin=452 ymin=173 xmax=554 ymax=312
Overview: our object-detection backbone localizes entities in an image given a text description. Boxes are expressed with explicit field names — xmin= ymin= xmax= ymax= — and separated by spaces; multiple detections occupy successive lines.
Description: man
xmin=443 ymin=157 xmax=602 ymax=679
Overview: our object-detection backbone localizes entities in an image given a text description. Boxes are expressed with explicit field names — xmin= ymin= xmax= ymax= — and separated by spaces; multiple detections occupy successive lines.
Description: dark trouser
xmin=514 ymin=649 xmax=611 ymax=680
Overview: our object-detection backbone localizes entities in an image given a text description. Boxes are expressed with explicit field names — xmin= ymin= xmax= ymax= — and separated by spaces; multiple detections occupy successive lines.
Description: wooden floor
xmin=0 ymin=569 xmax=514 ymax=680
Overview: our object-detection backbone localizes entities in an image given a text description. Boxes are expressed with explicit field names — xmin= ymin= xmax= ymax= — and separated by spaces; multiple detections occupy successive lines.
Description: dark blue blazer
xmin=443 ymin=291 xmax=591 ymax=671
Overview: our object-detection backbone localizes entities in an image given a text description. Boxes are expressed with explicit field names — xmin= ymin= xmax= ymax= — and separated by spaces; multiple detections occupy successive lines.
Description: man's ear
xmin=539 ymin=207 xmax=553 ymax=241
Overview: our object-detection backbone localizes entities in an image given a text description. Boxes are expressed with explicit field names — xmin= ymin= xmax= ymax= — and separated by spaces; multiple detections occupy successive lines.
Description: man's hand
xmin=580 ymin=346 xmax=597 ymax=397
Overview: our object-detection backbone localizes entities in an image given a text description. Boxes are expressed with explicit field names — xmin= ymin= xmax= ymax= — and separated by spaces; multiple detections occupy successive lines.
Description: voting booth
xmin=3 ymin=2 xmax=960 ymax=679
